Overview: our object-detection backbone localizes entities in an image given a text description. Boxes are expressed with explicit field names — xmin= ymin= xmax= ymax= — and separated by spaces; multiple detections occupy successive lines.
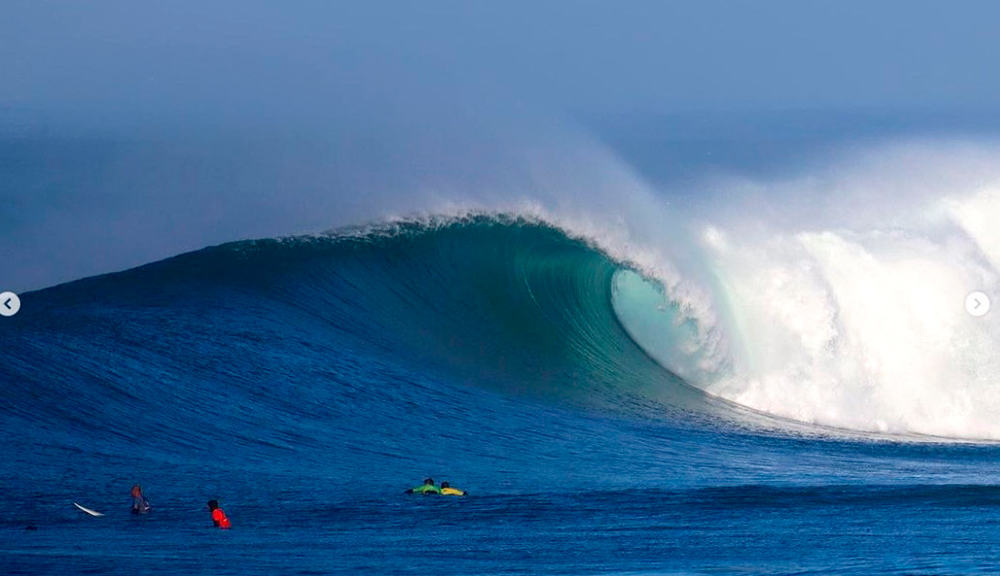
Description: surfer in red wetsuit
xmin=207 ymin=500 xmax=232 ymax=529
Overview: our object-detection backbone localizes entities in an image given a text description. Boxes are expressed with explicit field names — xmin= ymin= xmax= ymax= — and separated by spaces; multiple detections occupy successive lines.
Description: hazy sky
xmin=5 ymin=1 xmax=1000 ymax=123
xmin=3 ymin=1 xmax=1000 ymax=290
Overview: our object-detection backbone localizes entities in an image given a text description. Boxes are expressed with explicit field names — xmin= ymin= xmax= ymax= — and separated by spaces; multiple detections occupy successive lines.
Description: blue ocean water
xmin=3 ymin=214 xmax=1000 ymax=575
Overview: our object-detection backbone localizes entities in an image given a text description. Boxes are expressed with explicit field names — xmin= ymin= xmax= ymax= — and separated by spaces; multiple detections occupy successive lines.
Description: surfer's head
xmin=424 ymin=478 xmax=434 ymax=486
xmin=131 ymin=485 xmax=142 ymax=498
xmin=207 ymin=499 xmax=219 ymax=511
xmin=441 ymin=482 xmax=450 ymax=488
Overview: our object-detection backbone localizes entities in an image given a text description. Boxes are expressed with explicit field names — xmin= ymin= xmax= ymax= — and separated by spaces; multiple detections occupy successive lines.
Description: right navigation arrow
xmin=966 ymin=291 xmax=991 ymax=318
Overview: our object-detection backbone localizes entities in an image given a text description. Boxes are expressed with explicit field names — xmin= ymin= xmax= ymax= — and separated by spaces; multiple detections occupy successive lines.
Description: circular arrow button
xmin=966 ymin=291 xmax=990 ymax=318
xmin=0 ymin=291 xmax=20 ymax=317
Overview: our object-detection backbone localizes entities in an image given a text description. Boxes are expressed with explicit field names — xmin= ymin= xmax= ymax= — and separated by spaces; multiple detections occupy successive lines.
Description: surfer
xmin=440 ymin=482 xmax=467 ymax=496
xmin=207 ymin=500 xmax=232 ymax=529
xmin=405 ymin=477 xmax=442 ymax=495
xmin=130 ymin=484 xmax=151 ymax=515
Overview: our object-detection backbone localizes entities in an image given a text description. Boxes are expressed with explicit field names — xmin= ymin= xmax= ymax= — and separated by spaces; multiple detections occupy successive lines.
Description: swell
xmin=1 ymin=216 xmax=728 ymax=474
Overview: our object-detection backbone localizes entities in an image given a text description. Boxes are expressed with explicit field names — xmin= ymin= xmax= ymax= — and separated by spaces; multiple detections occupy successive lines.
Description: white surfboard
xmin=73 ymin=502 xmax=105 ymax=517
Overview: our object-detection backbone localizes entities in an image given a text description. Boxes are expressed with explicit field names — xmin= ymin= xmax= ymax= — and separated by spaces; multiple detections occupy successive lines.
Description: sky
xmin=3 ymin=1 xmax=1000 ymax=290
xmin=4 ymin=1 xmax=999 ymax=122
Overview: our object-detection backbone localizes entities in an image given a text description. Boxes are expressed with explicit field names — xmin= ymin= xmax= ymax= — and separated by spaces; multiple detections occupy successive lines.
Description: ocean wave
xmin=7 ymin=179 xmax=1000 ymax=443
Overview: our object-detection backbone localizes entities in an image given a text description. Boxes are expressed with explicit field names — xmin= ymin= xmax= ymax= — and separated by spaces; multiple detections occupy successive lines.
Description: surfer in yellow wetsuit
xmin=440 ymin=482 xmax=467 ymax=496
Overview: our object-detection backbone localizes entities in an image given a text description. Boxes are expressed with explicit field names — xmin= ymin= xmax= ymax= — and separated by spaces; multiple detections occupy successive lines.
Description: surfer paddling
xmin=207 ymin=499 xmax=232 ymax=529
xmin=440 ymin=482 xmax=467 ymax=496
xmin=405 ymin=477 xmax=442 ymax=495
xmin=130 ymin=484 xmax=151 ymax=515
xmin=405 ymin=478 xmax=468 ymax=495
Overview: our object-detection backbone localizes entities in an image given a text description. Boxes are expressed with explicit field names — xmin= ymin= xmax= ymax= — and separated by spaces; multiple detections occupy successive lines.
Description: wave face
xmin=5 ymin=216 xmax=765 ymax=493
xmin=5 ymin=196 xmax=1000 ymax=475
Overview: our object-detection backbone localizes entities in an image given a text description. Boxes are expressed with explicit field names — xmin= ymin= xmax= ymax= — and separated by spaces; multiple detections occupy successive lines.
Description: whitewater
xmin=355 ymin=137 xmax=1000 ymax=440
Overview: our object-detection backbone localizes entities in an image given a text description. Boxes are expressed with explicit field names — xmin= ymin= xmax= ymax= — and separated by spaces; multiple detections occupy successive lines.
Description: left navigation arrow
xmin=0 ymin=292 xmax=20 ymax=317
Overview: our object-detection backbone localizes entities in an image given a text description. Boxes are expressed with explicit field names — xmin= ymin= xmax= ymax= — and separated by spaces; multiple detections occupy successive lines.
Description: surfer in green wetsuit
xmin=405 ymin=477 xmax=442 ymax=495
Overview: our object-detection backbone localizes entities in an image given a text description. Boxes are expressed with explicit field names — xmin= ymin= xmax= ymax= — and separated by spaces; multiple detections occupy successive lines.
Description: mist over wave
xmin=355 ymin=137 xmax=1000 ymax=441
xmin=358 ymin=137 xmax=1000 ymax=441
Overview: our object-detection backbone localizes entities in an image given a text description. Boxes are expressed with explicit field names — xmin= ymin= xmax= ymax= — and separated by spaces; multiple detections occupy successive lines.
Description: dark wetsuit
xmin=132 ymin=495 xmax=151 ymax=515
